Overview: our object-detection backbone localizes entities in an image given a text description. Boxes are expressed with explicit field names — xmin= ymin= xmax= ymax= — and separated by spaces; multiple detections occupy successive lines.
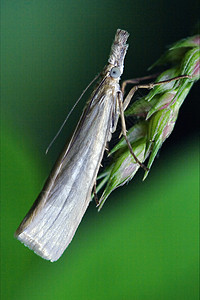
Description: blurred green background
xmin=1 ymin=1 xmax=199 ymax=299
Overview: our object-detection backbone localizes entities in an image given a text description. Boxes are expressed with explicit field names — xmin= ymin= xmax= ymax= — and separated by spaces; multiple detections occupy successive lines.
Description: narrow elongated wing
xmin=15 ymin=89 xmax=115 ymax=261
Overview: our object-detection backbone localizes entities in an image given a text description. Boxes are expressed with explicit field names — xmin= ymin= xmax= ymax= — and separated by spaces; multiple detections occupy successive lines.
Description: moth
xmin=15 ymin=29 xmax=132 ymax=262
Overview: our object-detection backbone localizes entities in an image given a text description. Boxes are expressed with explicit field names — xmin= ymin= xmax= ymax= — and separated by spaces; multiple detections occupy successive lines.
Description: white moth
xmin=15 ymin=29 xmax=130 ymax=262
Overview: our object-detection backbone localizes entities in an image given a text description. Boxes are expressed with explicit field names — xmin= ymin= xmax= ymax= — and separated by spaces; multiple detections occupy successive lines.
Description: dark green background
xmin=1 ymin=1 xmax=199 ymax=299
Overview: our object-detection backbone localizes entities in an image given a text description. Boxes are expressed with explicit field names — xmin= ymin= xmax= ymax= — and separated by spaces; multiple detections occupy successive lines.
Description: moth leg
xmin=117 ymin=91 xmax=149 ymax=171
xmin=122 ymin=74 xmax=191 ymax=111
xmin=105 ymin=142 xmax=109 ymax=153
xmin=93 ymin=181 xmax=99 ymax=206
xmin=121 ymin=73 xmax=160 ymax=95
xmin=118 ymin=74 xmax=191 ymax=170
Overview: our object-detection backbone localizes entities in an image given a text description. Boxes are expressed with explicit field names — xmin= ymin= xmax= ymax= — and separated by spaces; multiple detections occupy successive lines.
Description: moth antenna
xmin=45 ymin=73 xmax=100 ymax=154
